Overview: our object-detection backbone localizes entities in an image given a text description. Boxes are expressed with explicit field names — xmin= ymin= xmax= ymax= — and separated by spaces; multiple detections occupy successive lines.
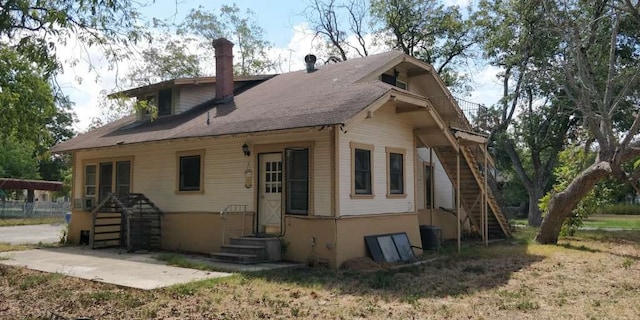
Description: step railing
xmin=220 ymin=204 xmax=250 ymax=245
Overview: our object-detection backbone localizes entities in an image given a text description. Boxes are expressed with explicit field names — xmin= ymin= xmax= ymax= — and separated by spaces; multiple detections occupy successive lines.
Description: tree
xmin=305 ymin=0 xmax=371 ymax=61
xmin=0 ymin=46 xmax=64 ymax=152
xmin=536 ymin=0 xmax=640 ymax=243
xmin=0 ymin=139 xmax=40 ymax=180
xmin=0 ymin=0 xmax=144 ymax=183
xmin=370 ymin=0 xmax=476 ymax=90
xmin=90 ymin=36 xmax=204 ymax=127
xmin=0 ymin=0 xmax=146 ymax=77
xmin=126 ymin=38 xmax=203 ymax=86
xmin=476 ymin=0 xmax=573 ymax=226
xmin=179 ymin=4 xmax=275 ymax=75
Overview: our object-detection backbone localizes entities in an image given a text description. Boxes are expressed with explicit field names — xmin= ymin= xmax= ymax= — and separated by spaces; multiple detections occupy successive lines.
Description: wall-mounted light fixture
xmin=242 ymin=143 xmax=251 ymax=157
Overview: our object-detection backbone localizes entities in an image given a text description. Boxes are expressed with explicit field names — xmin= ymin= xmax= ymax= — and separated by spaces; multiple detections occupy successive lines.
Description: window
xmin=351 ymin=142 xmax=374 ymax=198
xmin=386 ymin=147 xmax=407 ymax=198
xmin=286 ymin=148 xmax=309 ymax=215
xmin=396 ymin=80 xmax=408 ymax=90
xmin=177 ymin=150 xmax=204 ymax=192
xmin=389 ymin=154 xmax=403 ymax=194
xmin=381 ymin=73 xmax=397 ymax=86
xmin=82 ymin=159 xmax=132 ymax=208
xmin=158 ymin=89 xmax=172 ymax=116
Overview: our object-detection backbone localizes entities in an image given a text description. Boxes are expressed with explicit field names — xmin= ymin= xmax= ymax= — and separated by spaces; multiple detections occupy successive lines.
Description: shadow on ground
xmin=243 ymin=240 xmax=544 ymax=301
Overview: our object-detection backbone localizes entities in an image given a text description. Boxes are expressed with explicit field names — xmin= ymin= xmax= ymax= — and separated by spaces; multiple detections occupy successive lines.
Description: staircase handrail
xmin=220 ymin=204 xmax=250 ymax=245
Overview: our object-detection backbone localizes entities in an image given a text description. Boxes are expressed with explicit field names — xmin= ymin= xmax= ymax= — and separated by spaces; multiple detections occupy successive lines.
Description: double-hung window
xmin=177 ymin=150 xmax=204 ymax=193
xmin=386 ymin=147 xmax=406 ymax=198
xmin=351 ymin=142 xmax=374 ymax=198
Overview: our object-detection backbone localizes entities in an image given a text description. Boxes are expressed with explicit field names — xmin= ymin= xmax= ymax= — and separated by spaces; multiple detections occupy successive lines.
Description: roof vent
xmin=304 ymin=54 xmax=317 ymax=73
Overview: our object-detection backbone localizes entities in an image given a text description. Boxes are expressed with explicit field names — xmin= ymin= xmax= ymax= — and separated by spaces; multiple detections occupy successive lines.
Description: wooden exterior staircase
xmin=434 ymin=144 xmax=511 ymax=239
xmin=91 ymin=193 xmax=163 ymax=251
xmin=425 ymin=95 xmax=511 ymax=239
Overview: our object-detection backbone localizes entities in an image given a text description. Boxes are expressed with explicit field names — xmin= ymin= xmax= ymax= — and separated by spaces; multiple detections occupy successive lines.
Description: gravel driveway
xmin=0 ymin=224 xmax=64 ymax=245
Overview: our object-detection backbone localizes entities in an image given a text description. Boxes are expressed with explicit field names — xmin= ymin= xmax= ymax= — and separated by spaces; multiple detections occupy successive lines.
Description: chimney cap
xmin=212 ymin=37 xmax=234 ymax=47
xmin=305 ymin=54 xmax=317 ymax=73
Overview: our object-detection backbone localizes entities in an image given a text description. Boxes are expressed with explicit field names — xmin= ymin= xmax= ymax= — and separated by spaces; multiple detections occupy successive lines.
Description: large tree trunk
xmin=535 ymin=161 xmax=611 ymax=244
xmin=527 ymin=186 xmax=544 ymax=227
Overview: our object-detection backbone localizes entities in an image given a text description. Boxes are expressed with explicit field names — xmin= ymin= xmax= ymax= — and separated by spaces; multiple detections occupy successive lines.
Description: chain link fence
xmin=0 ymin=200 xmax=70 ymax=218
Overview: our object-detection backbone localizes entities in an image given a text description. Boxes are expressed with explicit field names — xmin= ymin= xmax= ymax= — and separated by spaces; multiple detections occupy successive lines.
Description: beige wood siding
xmin=72 ymin=129 xmax=332 ymax=216
xmin=175 ymin=84 xmax=216 ymax=114
xmin=338 ymin=103 xmax=415 ymax=216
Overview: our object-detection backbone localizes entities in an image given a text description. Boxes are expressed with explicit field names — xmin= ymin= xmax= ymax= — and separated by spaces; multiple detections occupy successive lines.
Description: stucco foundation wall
xmin=282 ymin=216 xmax=337 ymax=267
xmin=67 ymin=210 xmax=93 ymax=244
xmin=335 ymin=213 xmax=422 ymax=267
xmin=161 ymin=212 xmax=254 ymax=253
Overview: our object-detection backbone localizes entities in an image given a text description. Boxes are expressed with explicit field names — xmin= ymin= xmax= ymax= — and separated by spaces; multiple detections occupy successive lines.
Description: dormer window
xmin=158 ymin=89 xmax=172 ymax=116
xmin=381 ymin=73 xmax=408 ymax=90
xmin=396 ymin=80 xmax=408 ymax=90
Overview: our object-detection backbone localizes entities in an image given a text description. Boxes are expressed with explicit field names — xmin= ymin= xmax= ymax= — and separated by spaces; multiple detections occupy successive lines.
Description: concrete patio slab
xmin=0 ymin=246 xmax=231 ymax=290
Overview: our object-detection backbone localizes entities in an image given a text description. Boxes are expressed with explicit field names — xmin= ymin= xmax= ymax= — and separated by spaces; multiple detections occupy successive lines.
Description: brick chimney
xmin=212 ymin=38 xmax=234 ymax=102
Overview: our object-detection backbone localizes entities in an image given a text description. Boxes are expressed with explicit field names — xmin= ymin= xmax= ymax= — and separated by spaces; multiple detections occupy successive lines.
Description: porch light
xmin=245 ymin=163 xmax=253 ymax=189
xmin=242 ymin=143 xmax=251 ymax=157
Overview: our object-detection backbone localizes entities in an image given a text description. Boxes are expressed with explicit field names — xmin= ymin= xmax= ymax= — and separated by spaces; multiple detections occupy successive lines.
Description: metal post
xmin=484 ymin=143 xmax=489 ymax=247
xmin=429 ymin=147 xmax=433 ymax=226
xmin=456 ymin=143 xmax=461 ymax=253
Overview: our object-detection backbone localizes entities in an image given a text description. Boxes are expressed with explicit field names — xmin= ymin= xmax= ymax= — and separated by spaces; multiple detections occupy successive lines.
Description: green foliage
xmin=179 ymin=4 xmax=274 ymax=76
xmin=126 ymin=38 xmax=202 ymax=86
xmin=370 ymin=0 xmax=475 ymax=91
xmin=0 ymin=0 xmax=147 ymax=77
xmin=0 ymin=46 xmax=56 ymax=147
xmin=0 ymin=139 xmax=40 ymax=179
xmin=540 ymin=147 xmax=613 ymax=235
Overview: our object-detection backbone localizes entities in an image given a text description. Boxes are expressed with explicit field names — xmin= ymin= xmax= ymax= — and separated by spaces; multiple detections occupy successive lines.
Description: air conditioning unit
xmin=73 ymin=198 xmax=83 ymax=210
xmin=82 ymin=197 xmax=95 ymax=211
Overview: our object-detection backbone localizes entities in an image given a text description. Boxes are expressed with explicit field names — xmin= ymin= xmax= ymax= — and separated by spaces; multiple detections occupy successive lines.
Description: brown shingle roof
xmin=52 ymin=51 xmax=405 ymax=153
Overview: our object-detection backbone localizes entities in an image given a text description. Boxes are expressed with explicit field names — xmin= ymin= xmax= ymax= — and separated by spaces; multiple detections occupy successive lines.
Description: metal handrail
xmin=220 ymin=204 xmax=250 ymax=245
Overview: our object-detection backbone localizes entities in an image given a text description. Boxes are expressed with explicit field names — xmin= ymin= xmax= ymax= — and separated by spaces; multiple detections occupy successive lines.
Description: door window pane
xmin=264 ymin=160 xmax=282 ymax=194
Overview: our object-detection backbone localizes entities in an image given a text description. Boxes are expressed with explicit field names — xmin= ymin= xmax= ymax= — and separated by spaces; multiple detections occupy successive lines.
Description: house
xmin=51 ymin=38 xmax=510 ymax=268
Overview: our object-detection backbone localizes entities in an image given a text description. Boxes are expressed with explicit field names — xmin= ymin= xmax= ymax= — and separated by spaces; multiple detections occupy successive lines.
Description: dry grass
xmin=0 ymin=216 xmax=64 ymax=227
xmin=1 ymin=229 xmax=639 ymax=319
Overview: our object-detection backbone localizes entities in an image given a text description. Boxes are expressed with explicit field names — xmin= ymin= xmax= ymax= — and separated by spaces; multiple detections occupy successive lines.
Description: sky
xmin=56 ymin=0 xmax=501 ymax=132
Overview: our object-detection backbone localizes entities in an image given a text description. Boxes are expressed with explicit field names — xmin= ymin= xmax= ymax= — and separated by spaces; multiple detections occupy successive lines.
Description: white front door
xmin=259 ymin=153 xmax=283 ymax=234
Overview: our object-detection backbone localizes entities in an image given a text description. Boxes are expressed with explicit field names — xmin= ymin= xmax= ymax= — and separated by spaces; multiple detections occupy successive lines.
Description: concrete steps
xmin=211 ymin=236 xmax=282 ymax=265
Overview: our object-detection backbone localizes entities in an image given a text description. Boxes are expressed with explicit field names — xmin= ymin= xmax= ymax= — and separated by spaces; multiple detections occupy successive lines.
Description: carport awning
xmin=0 ymin=178 xmax=63 ymax=191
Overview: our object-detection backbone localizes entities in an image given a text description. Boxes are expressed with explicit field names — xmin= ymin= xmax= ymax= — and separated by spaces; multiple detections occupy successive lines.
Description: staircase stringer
xmin=432 ymin=147 xmax=482 ymax=235
xmin=459 ymin=146 xmax=511 ymax=237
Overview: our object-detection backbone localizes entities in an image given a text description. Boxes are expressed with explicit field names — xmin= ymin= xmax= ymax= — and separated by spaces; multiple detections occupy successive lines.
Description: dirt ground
xmin=1 ymin=229 xmax=639 ymax=319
